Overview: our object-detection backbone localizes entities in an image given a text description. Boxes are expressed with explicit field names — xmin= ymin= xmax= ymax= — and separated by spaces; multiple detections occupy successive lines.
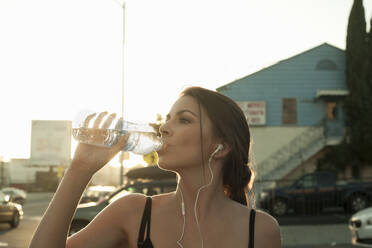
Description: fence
xmin=254 ymin=177 xmax=372 ymax=217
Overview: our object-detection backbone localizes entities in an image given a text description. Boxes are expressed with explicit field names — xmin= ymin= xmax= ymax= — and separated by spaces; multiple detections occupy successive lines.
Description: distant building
xmin=3 ymin=119 xmax=126 ymax=191
xmin=217 ymin=43 xmax=355 ymax=188
xmin=2 ymin=120 xmax=72 ymax=191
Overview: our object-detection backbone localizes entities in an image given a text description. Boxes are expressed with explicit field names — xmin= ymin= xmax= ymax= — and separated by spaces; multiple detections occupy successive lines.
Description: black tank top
xmin=137 ymin=197 xmax=257 ymax=248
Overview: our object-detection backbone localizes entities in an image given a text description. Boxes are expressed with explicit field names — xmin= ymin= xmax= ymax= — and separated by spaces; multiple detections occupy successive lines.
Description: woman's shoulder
xmin=111 ymin=192 xmax=146 ymax=205
xmin=105 ymin=193 xmax=147 ymax=228
xmin=112 ymin=192 xmax=174 ymax=222
xmin=254 ymin=209 xmax=281 ymax=247
xmin=231 ymin=205 xmax=281 ymax=247
xmin=111 ymin=193 xmax=148 ymax=216
xmin=255 ymin=209 xmax=279 ymax=227
xmin=229 ymin=202 xmax=279 ymax=225
xmin=229 ymin=201 xmax=279 ymax=226
xmin=103 ymin=193 xmax=149 ymax=245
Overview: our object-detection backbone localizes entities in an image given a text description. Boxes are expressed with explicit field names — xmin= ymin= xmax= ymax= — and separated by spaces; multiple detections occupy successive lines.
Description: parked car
xmin=1 ymin=187 xmax=27 ymax=205
xmin=80 ymin=185 xmax=118 ymax=204
xmin=349 ymin=206 xmax=372 ymax=247
xmin=0 ymin=191 xmax=23 ymax=228
xmin=69 ymin=180 xmax=177 ymax=236
xmin=259 ymin=171 xmax=372 ymax=216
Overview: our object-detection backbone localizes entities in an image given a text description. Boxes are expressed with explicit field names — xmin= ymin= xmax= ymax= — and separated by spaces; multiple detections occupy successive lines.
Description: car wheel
xmin=348 ymin=194 xmax=368 ymax=213
xmin=271 ymin=198 xmax=288 ymax=216
xmin=69 ymin=221 xmax=89 ymax=236
xmin=9 ymin=211 xmax=20 ymax=228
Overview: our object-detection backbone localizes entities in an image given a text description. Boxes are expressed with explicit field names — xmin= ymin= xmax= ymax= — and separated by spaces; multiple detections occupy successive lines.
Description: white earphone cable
xmin=177 ymin=187 xmax=186 ymax=248
xmin=176 ymin=145 xmax=222 ymax=248
xmin=194 ymin=145 xmax=222 ymax=248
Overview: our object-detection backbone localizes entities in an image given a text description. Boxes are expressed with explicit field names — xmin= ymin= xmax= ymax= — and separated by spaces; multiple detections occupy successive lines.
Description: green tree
xmin=346 ymin=0 xmax=367 ymax=92
xmin=344 ymin=0 xmax=372 ymax=170
xmin=367 ymin=18 xmax=372 ymax=97
xmin=319 ymin=0 xmax=372 ymax=176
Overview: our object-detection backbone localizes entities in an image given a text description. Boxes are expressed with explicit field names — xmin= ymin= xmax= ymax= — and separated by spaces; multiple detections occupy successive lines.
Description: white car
xmin=349 ymin=206 xmax=372 ymax=247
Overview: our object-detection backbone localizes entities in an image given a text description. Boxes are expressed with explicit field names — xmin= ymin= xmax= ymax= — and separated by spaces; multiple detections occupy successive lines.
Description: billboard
xmin=236 ymin=101 xmax=266 ymax=126
xmin=30 ymin=120 xmax=72 ymax=166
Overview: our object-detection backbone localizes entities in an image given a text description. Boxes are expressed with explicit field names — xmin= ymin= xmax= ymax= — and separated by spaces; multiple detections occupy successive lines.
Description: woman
xmin=30 ymin=87 xmax=281 ymax=248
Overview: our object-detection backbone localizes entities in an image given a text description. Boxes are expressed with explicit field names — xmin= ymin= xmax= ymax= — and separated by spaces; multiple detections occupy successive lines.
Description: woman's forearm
xmin=29 ymin=165 xmax=92 ymax=248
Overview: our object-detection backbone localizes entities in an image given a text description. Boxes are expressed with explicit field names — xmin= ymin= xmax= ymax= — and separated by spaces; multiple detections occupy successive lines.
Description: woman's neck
xmin=174 ymin=168 xmax=229 ymax=223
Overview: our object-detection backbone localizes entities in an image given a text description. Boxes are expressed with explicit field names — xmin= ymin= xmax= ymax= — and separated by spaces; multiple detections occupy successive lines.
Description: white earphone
xmin=177 ymin=143 xmax=224 ymax=248
xmin=216 ymin=144 xmax=224 ymax=152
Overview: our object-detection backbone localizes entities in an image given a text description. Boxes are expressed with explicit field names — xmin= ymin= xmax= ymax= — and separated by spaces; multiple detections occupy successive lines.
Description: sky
xmin=1 ymin=0 xmax=372 ymax=164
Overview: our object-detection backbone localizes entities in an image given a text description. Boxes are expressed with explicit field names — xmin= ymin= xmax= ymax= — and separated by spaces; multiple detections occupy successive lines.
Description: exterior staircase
xmin=255 ymin=126 xmax=326 ymax=192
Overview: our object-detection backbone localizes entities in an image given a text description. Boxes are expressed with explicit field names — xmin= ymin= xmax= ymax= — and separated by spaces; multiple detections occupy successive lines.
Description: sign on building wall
xmin=30 ymin=120 xmax=72 ymax=166
xmin=236 ymin=101 xmax=266 ymax=126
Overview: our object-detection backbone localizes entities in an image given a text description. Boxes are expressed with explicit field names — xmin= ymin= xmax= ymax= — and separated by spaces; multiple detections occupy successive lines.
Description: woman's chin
xmin=157 ymin=159 xmax=166 ymax=170
xmin=157 ymin=159 xmax=174 ymax=171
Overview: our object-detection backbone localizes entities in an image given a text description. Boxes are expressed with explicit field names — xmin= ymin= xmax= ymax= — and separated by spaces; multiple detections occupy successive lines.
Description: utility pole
xmin=112 ymin=0 xmax=126 ymax=186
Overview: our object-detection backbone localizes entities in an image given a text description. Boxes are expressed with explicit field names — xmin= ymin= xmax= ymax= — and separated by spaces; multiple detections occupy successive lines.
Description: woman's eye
xmin=179 ymin=118 xmax=190 ymax=123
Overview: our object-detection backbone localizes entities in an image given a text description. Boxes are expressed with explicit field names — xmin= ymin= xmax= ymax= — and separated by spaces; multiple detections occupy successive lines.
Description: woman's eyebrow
xmin=166 ymin=109 xmax=198 ymax=119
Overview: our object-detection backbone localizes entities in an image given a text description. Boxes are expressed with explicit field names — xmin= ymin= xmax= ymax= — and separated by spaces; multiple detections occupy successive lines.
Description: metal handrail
xmin=258 ymin=126 xmax=326 ymax=179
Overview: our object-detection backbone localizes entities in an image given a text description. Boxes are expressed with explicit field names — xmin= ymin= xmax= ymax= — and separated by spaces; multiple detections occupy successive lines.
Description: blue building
xmin=217 ymin=43 xmax=350 ymax=185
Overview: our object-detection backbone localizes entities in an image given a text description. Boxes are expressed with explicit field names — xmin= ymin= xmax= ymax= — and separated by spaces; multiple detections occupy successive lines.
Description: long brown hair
xmin=181 ymin=86 xmax=255 ymax=206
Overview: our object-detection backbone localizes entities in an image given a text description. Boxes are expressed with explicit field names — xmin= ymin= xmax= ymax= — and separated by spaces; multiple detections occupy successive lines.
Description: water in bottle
xmin=72 ymin=113 xmax=162 ymax=155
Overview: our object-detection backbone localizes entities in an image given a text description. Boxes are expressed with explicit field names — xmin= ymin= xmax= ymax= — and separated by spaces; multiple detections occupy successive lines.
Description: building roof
xmin=217 ymin=42 xmax=344 ymax=92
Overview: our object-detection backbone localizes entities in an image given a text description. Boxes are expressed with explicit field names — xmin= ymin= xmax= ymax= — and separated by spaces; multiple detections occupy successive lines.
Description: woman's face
xmin=157 ymin=96 xmax=216 ymax=171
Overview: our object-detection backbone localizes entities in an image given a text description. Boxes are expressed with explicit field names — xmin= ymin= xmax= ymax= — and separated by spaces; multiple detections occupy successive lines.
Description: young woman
xmin=30 ymin=87 xmax=281 ymax=248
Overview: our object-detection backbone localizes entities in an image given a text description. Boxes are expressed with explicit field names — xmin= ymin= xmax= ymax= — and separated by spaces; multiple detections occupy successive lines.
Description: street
xmin=0 ymin=193 xmax=54 ymax=248
xmin=0 ymin=193 xmax=363 ymax=248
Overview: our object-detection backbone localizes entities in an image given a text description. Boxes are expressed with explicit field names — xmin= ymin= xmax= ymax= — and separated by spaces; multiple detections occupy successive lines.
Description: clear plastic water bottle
xmin=72 ymin=113 xmax=162 ymax=155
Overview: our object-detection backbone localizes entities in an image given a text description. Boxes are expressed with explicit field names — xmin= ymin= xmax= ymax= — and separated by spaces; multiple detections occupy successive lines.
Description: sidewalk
xmin=281 ymin=224 xmax=352 ymax=247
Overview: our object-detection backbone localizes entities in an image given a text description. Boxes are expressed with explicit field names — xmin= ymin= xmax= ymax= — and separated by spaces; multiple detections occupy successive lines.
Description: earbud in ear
xmin=216 ymin=144 xmax=224 ymax=152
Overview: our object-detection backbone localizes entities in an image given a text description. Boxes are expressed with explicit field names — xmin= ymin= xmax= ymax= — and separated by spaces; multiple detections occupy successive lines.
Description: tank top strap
xmin=249 ymin=209 xmax=256 ymax=248
xmin=138 ymin=196 xmax=152 ymax=247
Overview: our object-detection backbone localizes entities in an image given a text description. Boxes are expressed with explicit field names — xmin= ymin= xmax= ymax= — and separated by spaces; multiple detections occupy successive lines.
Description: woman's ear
xmin=213 ymin=142 xmax=230 ymax=159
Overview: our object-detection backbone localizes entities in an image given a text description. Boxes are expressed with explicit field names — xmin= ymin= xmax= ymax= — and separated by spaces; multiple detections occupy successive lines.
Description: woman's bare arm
xmin=66 ymin=193 xmax=146 ymax=248
xmin=29 ymin=128 xmax=128 ymax=248
xmin=29 ymin=165 xmax=92 ymax=248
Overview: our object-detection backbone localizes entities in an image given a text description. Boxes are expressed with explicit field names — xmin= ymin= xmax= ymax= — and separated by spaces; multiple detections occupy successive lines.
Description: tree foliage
xmin=319 ymin=0 xmax=372 ymax=173
xmin=344 ymin=0 xmax=372 ymax=166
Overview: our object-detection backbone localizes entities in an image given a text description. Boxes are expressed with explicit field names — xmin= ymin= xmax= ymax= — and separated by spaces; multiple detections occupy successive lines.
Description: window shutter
xmin=282 ymin=98 xmax=297 ymax=124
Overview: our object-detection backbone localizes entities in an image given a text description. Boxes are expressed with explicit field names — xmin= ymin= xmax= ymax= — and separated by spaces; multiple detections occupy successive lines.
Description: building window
xmin=282 ymin=98 xmax=297 ymax=124
xmin=316 ymin=59 xmax=338 ymax=70
xmin=326 ymin=102 xmax=337 ymax=120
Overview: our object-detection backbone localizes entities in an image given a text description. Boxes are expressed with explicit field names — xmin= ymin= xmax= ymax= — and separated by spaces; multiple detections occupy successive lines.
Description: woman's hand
xmin=70 ymin=112 xmax=129 ymax=176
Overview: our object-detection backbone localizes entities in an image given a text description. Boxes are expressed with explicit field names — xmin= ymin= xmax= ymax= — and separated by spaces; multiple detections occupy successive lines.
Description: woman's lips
xmin=157 ymin=142 xmax=169 ymax=154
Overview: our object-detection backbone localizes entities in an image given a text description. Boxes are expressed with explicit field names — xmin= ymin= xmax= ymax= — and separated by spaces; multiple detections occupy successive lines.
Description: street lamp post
xmin=113 ymin=0 xmax=126 ymax=186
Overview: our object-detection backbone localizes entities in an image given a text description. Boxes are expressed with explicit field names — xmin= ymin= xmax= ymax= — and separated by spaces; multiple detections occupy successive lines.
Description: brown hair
xmin=181 ymin=86 xmax=255 ymax=206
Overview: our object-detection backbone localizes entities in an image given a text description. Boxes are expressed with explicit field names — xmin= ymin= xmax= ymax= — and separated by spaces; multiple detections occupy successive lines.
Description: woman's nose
xmin=159 ymin=122 xmax=171 ymax=137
